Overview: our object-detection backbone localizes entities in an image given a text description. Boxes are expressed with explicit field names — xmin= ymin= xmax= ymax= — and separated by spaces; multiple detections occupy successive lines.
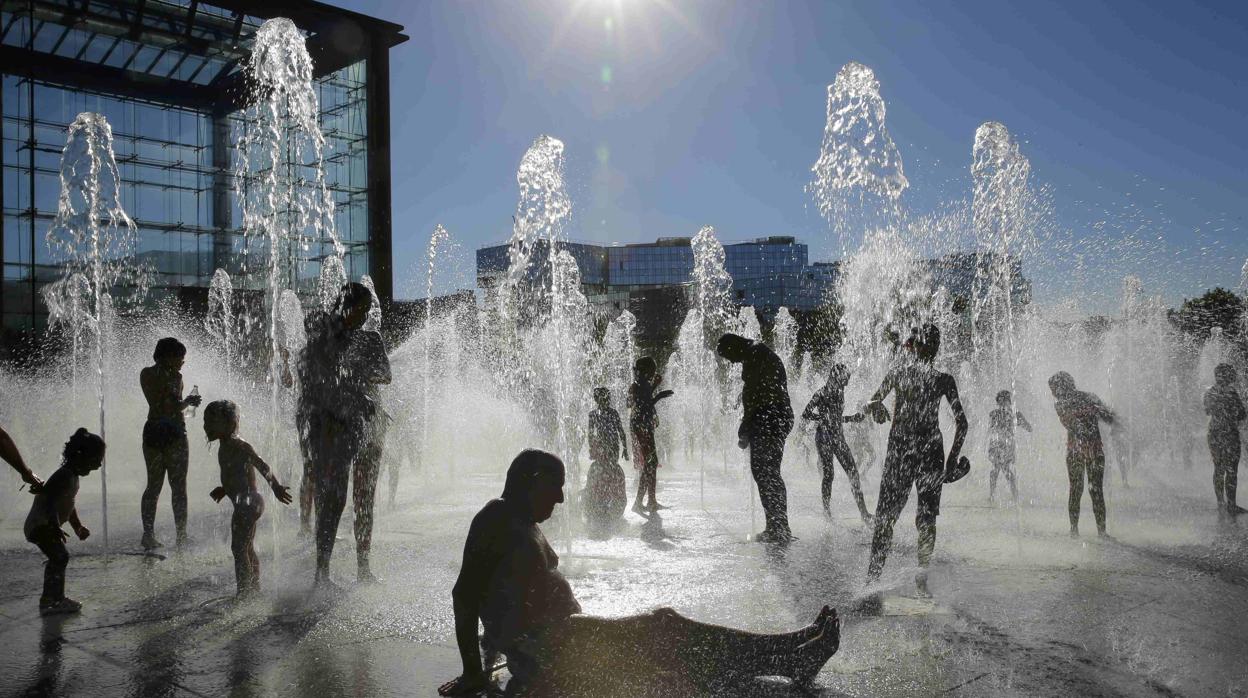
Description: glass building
xmin=1 ymin=0 xmax=407 ymax=332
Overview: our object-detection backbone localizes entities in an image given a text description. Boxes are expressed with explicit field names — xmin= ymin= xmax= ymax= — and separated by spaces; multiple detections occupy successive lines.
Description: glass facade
xmin=0 ymin=0 xmax=403 ymax=331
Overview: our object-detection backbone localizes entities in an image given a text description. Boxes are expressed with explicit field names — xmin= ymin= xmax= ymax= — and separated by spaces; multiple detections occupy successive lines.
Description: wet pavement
xmin=1 ymin=456 xmax=1246 ymax=697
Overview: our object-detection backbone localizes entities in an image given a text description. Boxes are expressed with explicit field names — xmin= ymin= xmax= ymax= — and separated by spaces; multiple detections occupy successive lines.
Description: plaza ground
xmin=1 ymin=453 xmax=1246 ymax=697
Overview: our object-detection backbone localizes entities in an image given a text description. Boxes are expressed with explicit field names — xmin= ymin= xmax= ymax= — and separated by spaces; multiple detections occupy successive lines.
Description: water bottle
xmin=189 ymin=385 xmax=200 ymax=418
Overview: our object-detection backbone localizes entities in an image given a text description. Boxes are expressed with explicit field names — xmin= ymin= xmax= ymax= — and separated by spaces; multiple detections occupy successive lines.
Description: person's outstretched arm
xmin=614 ymin=411 xmax=629 ymax=460
xmin=1016 ymin=412 xmax=1033 ymax=432
xmin=0 ymin=426 xmax=40 ymax=489
xmin=865 ymin=373 xmax=895 ymax=424
xmin=801 ymin=392 xmax=824 ymax=422
xmin=243 ymin=442 xmax=292 ymax=505
xmin=1093 ymin=395 xmax=1116 ymax=425
xmin=1234 ymin=392 xmax=1247 ymax=423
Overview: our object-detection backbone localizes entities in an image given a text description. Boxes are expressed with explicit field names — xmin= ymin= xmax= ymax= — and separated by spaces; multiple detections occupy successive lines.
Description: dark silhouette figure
xmin=1049 ymin=371 xmax=1115 ymax=538
xmin=139 ymin=337 xmax=201 ymax=550
xmin=988 ymin=390 xmax=1032 ymax=503
xmin=864 ymin=324 xmax=968 ymax=594
xmin=24 ymin=428 xmax=104 ymax=616
xmin=1204 ymin=363 xmax=1246 ymax=515
xmin=438 ymin=450 xmax=841 ymax=697
xmin=1 ymin=424 xmax=42 ymax=491
xmin=584 ymin=388 xmax=629 ymax=533
xmin=628 ymin=357 xmax=672 ymax=515
xmin=300 ymin=283 xmax=392 ymax=586
xmin=718 ymin=333 xmax=795 ymax=544
xmin=204 ymin=401 xmax=293 ymax=596
xmin=801 ymin=363 xmax=873 ymax=523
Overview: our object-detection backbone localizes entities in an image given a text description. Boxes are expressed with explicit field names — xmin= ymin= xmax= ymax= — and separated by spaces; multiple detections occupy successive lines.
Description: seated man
xmin=438 ymin=449 xmax=841 ymax=696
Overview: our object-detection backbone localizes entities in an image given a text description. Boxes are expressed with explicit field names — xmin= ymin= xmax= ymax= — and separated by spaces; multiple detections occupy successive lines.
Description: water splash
xmin=206 ymin=269 xmax=236 ymax=384
xmin=809 ymin=62 xmax=908 ymax=247
xmin=43 ymin=112 xmax=145 ymax=549
xmin=772 ymin=307 xmax=798 ymax=368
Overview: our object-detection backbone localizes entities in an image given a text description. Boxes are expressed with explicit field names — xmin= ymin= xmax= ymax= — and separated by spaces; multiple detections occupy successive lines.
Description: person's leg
xmin=1212 ymin=443 xmax=1226 ymax=509
xmin=1066 ymin=449 xmax=1084 ymax=535
xmin=168 ymin=435 xmax=190 ymax=545
xmin=816 ymin=434 xmax=835 ymax=518
xmin=1088 ymin=455 xmax=1107 ymax=535
xmin=231 ymin=503 xmax=250 ymax=594
xmin=750 ymin=430 xmax=789 ymax=538
xmin=299 ymin=434 xmax=316 ymax=535
xmin=140 ymin=440 xmax=167 ymax=546
xmin=313 ymin=418 xmax=354 ymax=583
xmin=353 ymin=421 xmax=384 ymax=579
xmin=248 ymin=498 xmax=264 ymax=590
xmin=1005 ymin=460 xmax=1018 ymax=502
xmin=832 ymin=438 xmax=871 ymax=522
xmin=988 ymin=460 xmax=1000 ymax=500
xmin=33 ymin=532 xmax=69 ymax=603
xmin=867 ymin=449 xmax=914 ymax=581
xmin=543 ymin=608 xmax=839 ymax=689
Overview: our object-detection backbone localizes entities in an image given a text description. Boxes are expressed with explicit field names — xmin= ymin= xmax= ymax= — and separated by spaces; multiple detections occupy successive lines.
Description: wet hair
xmin=909 ymin=323 xmax=941 ymax=363
xmin=634 ymin=356 xmax=657 ymax=375
xmin=153 ymin=337 xmax=187 ymax=361
xmin=502 ymin=449 xmax=564 ymax=501
xmin=1048 ymin=371 xmax=1076 ymax=397
xmin=827 ymin=363 xmax=849 ymax=386
xmin=1215 ymin=363 xmax=1237 ymax=385
xmin=63 ymin=428 xmax=105 ymax=468
xmin=716 ymin=333 xmax=752 ymax=361
xmin=204 ymin=400 xmax=239 ymax=434
xmin=338 ymin=282 xmax=374 ymax=315
xmin=593 ymin=387 xmax=610 ymax=404
xmin=996 ymin=390 xmax=1012 ymax=405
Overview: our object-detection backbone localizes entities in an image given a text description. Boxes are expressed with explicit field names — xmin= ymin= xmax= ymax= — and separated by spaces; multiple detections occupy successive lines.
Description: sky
xmin=335 ymin=0 xmax=1247 ymax=312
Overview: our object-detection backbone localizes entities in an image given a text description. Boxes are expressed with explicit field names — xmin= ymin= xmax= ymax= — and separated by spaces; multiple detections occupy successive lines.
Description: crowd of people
xmin=3 ymin=294 xmax=1244 ymax=694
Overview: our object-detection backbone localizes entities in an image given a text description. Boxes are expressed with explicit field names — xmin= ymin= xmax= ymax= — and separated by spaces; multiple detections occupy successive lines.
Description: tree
xmin=1169 ymin=287 xmax=1243 ymax=346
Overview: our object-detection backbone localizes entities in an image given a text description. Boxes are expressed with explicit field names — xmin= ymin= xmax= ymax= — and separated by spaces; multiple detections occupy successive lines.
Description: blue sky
xmin=336 ymin=0 xmax=1246 ymax=311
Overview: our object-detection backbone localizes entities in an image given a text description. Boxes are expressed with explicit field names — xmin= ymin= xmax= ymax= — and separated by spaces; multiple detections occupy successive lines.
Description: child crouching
xmin=25 ymin=428 xmax=105 ymax=615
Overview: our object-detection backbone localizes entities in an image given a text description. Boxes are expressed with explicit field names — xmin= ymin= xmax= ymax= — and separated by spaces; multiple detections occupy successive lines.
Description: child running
xmin=988 ymin=390 xmax=1032 ymax=504
xmin=584 ymin=387 xmax=630 ymax=534
xmin=24 ymin=428 xmax=105 ymax=616
xmin=204 ymin=400 xmax=293 ymax=596
xmin=801 ymin=363 xmax=873 ymax=524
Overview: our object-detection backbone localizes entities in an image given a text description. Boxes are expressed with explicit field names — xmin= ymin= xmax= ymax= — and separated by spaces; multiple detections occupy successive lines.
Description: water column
xmin=206 ymin=269 xmax=236 ymax=387
xmin=44 ymin=113 xmax=145 ymax=549
xmin=424 ymin=225 xmax=450 ymax=478
xmin=688 ymin=226 xmax=734 ymax=494
xmin=235 ymin=17 xmax=343 ymax=439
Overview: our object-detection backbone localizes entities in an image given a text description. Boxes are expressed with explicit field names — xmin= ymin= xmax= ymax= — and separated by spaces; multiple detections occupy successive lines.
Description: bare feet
xmin=791 ymin=608 xmax=840 ymax=686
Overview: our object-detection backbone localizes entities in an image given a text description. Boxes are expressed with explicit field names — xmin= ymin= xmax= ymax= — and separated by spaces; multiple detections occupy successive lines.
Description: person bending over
xmin=1049 ymin=371 xmax=1115 ymax=538
xmin=205 ymin=400 xmax=293 ymax=596
xmin=438 ymin=449 xmax=841 ymax=697
xmin=802 ymin=363 xmax=873 ymax=524
xmin=717 ymin=333 xmax=795 ymax=544
xmin=864 ymin=324 xmax=968 ymax=595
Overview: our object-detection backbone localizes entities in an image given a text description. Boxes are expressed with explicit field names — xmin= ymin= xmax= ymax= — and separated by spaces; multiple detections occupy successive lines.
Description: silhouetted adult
xmin=438 ymin=449 xmax=841 ymax=696
xmin=864 ymin=324 xmax=967 ymax=595
xmin=300 ymin=283 xmax=391 ymax=586
xmin=717 ymin=333 xmax=794 ymax=544
xmin=1048 ymin=371 xmax=1115 ymax=538
xmin=1204 ymin=363 xmax=1246 ymax=515
xmin=139 ymin=337 xmax=201 ymax=549
xmin=801 ymin=363 xmax=873 ymax=523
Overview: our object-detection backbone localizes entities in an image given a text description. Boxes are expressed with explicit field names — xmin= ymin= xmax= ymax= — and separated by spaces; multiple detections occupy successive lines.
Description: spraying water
xmin=206 ymin=269 xmax=236 ymax=386
xmin=43 ymin=112 xmax=145 ymax=549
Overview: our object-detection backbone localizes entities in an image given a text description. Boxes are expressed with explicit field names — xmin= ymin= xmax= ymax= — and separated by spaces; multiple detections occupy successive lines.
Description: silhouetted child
xmin=1204 ymin=363 xmax=1246 ymax=515
xmin=205 ymin=400 xmax=292 ymax=596
xmin=628 ymin=357 xmax=673 ymax=515
xmin=801 ymin=363 xmax=873 ymax=524
xmin=24 ymin=428 xmax=105 ymax=615
xmin=1049 ymin=372 xmax=1115 ymax=538
xmin=988 ymin=390 xmax=1031 ymax=503
xmin=584 ymin=388 xmax=629 ymax=533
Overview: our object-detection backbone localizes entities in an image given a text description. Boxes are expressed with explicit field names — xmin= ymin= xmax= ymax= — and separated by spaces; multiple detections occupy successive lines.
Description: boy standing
xmin=988 ymin=390 xmax=1032 ymax=503
xmin=1204 ymin=363 xmax=1246 ymax=515
xmin=205 ymin=400 xmax=293 ymax=595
